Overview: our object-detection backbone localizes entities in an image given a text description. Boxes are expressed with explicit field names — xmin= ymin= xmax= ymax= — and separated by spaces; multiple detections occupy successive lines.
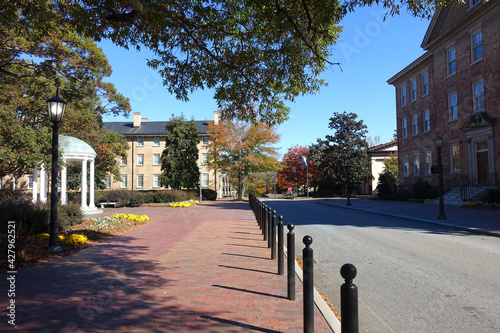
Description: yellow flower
xmin=58 ymin=234 xmax=66 ymax=241
xmin=63 ymin=234 xmax=88 ymax=245
xmin=35 ymin=233 xmax=50 ymax=240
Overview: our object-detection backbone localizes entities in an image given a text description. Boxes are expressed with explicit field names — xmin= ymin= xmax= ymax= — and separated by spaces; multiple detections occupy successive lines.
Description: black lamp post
xmin=433 ymin=135 xmax=447 ymax=220
xmin=346 ymin=157 xmax=351 ymax=206
xmin=47 ymin=88 xmax=67 ymax=251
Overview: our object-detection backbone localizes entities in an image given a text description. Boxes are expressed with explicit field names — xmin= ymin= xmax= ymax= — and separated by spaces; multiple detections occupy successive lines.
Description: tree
xmin=160 ymin=114 xmax=200 ymax=190
xmin=383 ymin=155 xmax=399 ymax=179
xmin=0 ymin=23 xmax=130 ymax=183
xmin=310 ymin=111 xmax=372 ymax=193
xmin=1 ymin=0 xmax=451 ymax=124
xmin=277 ymin=145 xmax=319 ymax=194
xmin=207 ymin=120 xmax=281 ymax=199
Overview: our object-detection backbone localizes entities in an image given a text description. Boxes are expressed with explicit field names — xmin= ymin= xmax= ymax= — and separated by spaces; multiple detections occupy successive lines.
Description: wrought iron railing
xmin=460 ymin=173 xmax=498 ymax=201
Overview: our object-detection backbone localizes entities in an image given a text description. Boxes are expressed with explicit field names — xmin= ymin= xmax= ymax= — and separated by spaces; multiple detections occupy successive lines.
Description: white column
xmin=81 ymin=159 xmax=88 ymax=210
xmin=40 ymin=165 xmax=47 ymax=203
xmin=89 ymin=159 xmax=96 ymax=209
xmin=32 ymin=168 xmax=38 ymax=203
xmin=61 ymin=164 xmax=67 ymax=205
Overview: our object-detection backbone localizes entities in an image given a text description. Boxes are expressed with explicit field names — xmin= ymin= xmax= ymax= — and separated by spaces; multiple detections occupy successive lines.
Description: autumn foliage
xmin=277 ymin=145 xmax=319 ymax=192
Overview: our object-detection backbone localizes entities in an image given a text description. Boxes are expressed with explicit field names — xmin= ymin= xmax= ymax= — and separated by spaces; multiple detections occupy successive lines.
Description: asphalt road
xmin=263 ymin=199 xmax=500 ymax=333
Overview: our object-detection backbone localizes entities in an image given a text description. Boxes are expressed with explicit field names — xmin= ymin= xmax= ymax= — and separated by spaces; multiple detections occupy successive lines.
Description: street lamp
xmin=47 ymin=88 xmax=67 ymax=251
xmin=346 ymin=157 xmax=351 ymax=206
xmin=433 ymin=135 xmax=447 ymax=220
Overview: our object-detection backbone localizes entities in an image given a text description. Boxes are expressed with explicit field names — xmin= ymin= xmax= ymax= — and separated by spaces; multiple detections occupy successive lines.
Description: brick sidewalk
xmin=1 ymin=201 xmax=332 ymax=332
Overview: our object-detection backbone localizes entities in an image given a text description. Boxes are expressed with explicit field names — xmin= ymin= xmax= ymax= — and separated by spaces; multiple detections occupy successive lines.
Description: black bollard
xmin=303 ymin=236 xmax=314 ymax=333
xmin=263 ymin=204 xmax=268 ymax=241
xmin=271 ymin=210 xmax=276 ymax=259
xmin=257 ymin=200 xmax=262 ymax=230
xmin=267 ymin=207 xmax=272 ymax=248
xmin=277 ymin=215 xmax=284 ymax=275
xmin=287 ymin=224 xmax=295 ymax=300
xmin=340 ymin=264 xmax=358 ymax=333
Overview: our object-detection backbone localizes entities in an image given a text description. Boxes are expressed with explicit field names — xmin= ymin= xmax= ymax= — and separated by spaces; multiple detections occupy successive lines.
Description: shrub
xmin=202 ymin=189 xmax=217 ymax=201
xmin=57 ymin=202 xmax=84 ymax=231
xmin=480 ymin=189 xmax=500 ymax=204
xmin=412 ymin=179 xmax=438 ymax=199
xmin=95 ymin=189 xmax=195 ymax=207
xmin=376 ymin=171 xmax=397 ymax=197
xmin=0 ymin=191 xmax=49 ymax=236
xmin=62 ymin=234 xmax=88 ymax=245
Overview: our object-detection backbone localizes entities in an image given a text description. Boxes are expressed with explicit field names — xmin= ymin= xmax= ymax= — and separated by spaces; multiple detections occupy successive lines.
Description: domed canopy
xmin=59 ymin=135 xmax=96 ymax=159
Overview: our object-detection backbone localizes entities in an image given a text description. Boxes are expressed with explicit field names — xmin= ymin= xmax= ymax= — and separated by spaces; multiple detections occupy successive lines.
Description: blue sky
xmin=99 ymin=5 xmax=431 ymax=157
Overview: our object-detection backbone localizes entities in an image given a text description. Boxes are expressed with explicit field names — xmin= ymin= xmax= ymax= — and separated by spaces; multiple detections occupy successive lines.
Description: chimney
xmin=133 ymin=112 xmax=141 ymax=127
xmin=142 ymin=118 xmax=149 ymax=123
xmin=213 ymin=110 xmax=219 ymax=125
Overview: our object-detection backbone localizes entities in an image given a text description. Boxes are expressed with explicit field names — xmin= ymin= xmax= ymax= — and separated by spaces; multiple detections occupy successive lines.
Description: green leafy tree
xmin=0 ymin=23 xmax=130 ymax=182
xmin=160 ymin=114 xmax=200 ymax=189
xmin=310 ymin=112 xmax=372 ymax=193
xmin=383 ymin=155 xmax=399 ymax=179
xmin=1 ymin=0 xmax=453 ymax=124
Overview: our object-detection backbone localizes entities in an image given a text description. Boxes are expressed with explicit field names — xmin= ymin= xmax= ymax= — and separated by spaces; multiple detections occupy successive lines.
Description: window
xmin=473 ymin=80 xmax=485 ymax=111
xmin=28 ymin=176 xmax=33 ymax=189
xmin=412 ymin=114 xmax=418 ymax=136
xmin=120 ymin=175 xmax=127 ymax=189
xmin=201 ymin=173 xmax=209 ymax=187
xmin=413 ymin=153 xmax=420 ymax=177
xmin=137 ymin=174 xmax=144 ymax=188
xmin=423 ymin=109 xmax=430 ymax=132
xmin=450 ymin=144 xmax=460 ymax=173
xmin=202 ymin=153 xmax=208 ymax=165
xmin=153 ymin=137 xmax=160 ymax=147
xmin=402 ymin=118 xmax=408 ymax=139
xmin=137 ymin=137 xmax=144 ymax=147
xmin=120 ymin=155 xmax=127 ymax=166
xmin=425 ymin=152 xmax=432 ymax=176
xmin=448 ymin=92 xmax=458 ymax=120
xmin=401 ymin=86 xmax=407 ymax=106
xmin=137 ymin=154 xmax=144 ymax=166
xmin=403 ymin=156 xmax=409 ymax=177
xmin=470 ymin=0 xmax=481 ymax=7
xmin=153 ymin=174 xmax=160 ymax=188
xmin=447 ymin=47 xmax=456 ymax=76
xmin=471 ymin=30 xmax=482 ymax=63
xmin=153 ymin=154 xmax=160 ymax=166
xmin=105 ymin=175 xmax=111 ymax=189
xmin=411 ymin=80 xmax=417 ymax=101
xmin=201 ymin=136 xmax=208 ymax=146
xmin=0 ymin=177 xmax=2 ymax=189
xmin=422 ymin=73 xmax=429 ymax=96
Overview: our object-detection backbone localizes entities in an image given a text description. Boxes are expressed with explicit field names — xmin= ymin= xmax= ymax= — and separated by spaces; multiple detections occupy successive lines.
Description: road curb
xmin=316 ymin=201 xmax=500 ymax=238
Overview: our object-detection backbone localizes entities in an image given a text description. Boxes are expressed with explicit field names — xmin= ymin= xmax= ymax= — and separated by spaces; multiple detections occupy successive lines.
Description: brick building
xmin=387 ymin=0 xmax=499 ymax=197
xmin=103 ymin=111 xmax=232 ymax=197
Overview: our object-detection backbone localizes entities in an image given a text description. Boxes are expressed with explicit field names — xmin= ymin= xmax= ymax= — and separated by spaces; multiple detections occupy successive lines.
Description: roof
xmin=103 ymin=120 xmax=211 ymax=136
xmin=59 ymin=135 xmax=96 ymax=156
xmin=367 ymin=141 xmax=398 ymax=153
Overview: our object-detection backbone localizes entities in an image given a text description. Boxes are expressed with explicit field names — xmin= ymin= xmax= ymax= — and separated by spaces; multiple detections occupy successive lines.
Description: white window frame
xmin=471 ymin=29 xmax=482 ymax=63
xmin=413 ymin=153 xmax=420 ymax=177
xmin=201 ymin=136 xmax=208 ymax=146
xmin=202 ymin=153 xmax=208 ymax=165
xmin=423 ymin=109 xmax=430 ymax=133
xmin=153 ymin=174 xmax=160 ymax=188
xmin=402 ymin=118 xmax=408 ymax=139
xmin=448 ymin=91 xmax=458 ymax=120
xmin=424 ymin=152 xmax=432 ymax=176
xmin=473 ymin=80 xmax=485 ymax=112
xmin=105 ymin=175 xmax=111 ymax=189
xmin=28 ymin=176 xmax=33 ymax=189
xmin=201 ymin=173 xmax=209 ymax=187
xmin=153 ymin=137 xmax=160 ymax=147
xmin=120 ymin=155 xmax=127 ymax=166
xmin=447 ymin=47 xmax=456 ymax=76
xmin=120 ymin=175 xmax=127 ymax=189
xmin=422 ymin=72 xmax=429 ymax=96
xmin=412 ymin=114 xmax=418 ymax=136
xmin=153 ymin=153 xmax=160 ymax=166
xmin=137 ymin=174 xmax=144 ymax=189
xmin=450 ymin=143 xmax=460 ymax=173
xmin=401 ymin=86 xmax=407 ymax=106
xmin=137 ymin=154 xmax=144 ymax=166
xmin=410 ymin=80 xmax=417 ymax=102
xmin=136 ymin=137 xmax=144 ymax=147
xmin=403 ymin=156 xmax=409 ymax=177
xmin=469 ymin=0 xmax=481 ymax=8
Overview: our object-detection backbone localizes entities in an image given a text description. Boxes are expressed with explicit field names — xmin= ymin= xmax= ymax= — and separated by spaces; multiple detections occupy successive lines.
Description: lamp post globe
xmin=47 ymin=88 xmax=67 ymax=251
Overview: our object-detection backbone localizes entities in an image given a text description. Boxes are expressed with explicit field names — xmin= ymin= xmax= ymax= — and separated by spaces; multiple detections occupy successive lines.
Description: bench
xmin=100 ymin=202 xmax=118 ymax=208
